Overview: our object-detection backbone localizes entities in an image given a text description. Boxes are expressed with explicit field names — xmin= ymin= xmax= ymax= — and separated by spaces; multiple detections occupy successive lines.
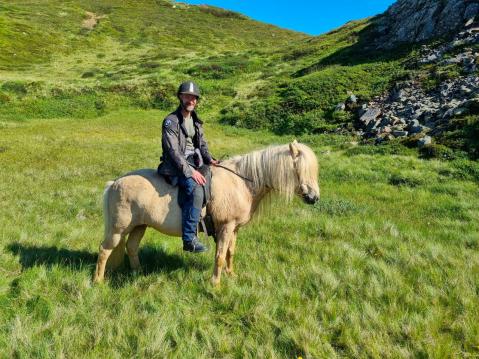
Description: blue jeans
xmin=178 ymin=176 xmax=203 ymax=243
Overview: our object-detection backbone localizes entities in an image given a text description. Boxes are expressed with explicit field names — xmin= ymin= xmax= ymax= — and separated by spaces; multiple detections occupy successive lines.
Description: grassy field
xmin=1 ymin=1 xmax=479 ymax=357
xmin=1 ymin=108 xmax=478 ymax=357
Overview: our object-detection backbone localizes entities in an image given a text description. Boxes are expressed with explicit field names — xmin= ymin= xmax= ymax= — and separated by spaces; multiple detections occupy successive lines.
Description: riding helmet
xmin=177 ymin=81 xmax=200 ymax=99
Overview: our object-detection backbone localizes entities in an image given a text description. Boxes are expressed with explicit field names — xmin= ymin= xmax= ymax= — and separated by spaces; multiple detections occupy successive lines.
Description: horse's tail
xmin=102 ymin=181 xmax=126 ymax=271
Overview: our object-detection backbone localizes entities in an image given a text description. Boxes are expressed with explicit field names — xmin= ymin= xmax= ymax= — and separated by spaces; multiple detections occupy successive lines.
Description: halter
xmin=292 ymin=156 xmax=310 ymax=196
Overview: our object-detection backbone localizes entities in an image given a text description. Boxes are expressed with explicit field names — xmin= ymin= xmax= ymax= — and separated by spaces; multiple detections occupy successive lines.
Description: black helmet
xmin=177 ymin=81 xmax=200 ymax=99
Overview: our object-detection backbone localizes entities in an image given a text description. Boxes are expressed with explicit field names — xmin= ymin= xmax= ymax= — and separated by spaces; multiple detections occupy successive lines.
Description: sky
xmin=180 ymin=0 xmax=397 ymax=35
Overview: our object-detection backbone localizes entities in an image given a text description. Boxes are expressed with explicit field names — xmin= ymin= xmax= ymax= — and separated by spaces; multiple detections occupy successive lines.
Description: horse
xmin=93 ymin=140 xmax=320 ymax=286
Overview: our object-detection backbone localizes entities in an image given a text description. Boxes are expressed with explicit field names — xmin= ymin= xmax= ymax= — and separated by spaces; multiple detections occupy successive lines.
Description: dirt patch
xmin=82 ymin=11 xmax=107 ymax=30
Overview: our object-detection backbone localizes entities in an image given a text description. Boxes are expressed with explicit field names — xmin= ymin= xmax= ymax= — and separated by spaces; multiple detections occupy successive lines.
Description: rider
xmin=157 ymin=81 xmax=218 ymax=253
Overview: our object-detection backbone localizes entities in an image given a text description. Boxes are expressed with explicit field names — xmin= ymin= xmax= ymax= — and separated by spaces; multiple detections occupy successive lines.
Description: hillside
xmin=1 ymin=1 xmax=479 ymax=357
xmin=2 ymin=1 xmax=477 ymax=159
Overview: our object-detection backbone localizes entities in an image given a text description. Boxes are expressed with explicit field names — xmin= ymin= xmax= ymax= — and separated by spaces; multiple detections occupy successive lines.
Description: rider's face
xmin=179 ymin=93 xmax=198 ymax=112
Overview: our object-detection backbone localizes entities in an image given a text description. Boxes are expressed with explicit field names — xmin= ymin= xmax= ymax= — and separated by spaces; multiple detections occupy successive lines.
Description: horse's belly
xmin=147 ymin=202 xmax=207 ymax=237
xmin=146 ymin=195 xmax=182 ymax=236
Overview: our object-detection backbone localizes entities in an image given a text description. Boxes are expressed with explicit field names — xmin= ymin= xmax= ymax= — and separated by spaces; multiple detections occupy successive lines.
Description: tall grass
xmin=0 ymin=109 xmax=478 ymax=357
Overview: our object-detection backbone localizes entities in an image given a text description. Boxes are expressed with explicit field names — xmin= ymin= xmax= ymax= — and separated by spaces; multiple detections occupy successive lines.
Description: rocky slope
xmin=374 ymin=0 xmax=479 ymax=49
xmin=330 ymin=1 xmax=479 ymax=157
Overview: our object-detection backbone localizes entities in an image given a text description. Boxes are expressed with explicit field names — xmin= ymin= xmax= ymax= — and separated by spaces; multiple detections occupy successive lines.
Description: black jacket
xmin=158 ymin=107 xmax=213 ymax=178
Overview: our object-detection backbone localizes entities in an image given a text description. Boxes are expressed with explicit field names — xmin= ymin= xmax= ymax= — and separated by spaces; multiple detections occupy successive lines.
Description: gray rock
xmin=374 ymin=0 xmax=473 ymax=49
xmin=366 ymin=119 xmax=380 ymax=131
xmin=335 ymin=103 xmax=346 ymax=112
xmin=465 ymin=4 xmax=479 ymax=22
xmin=408 ymin=119 xmax=420 ymax=128
xmin=347 ymin=94 xmax=357 ymax=104
xmin=360 ymin=108 xmax=381 ymax=125
xmin=392 ymin=130 xmax=408 ymax=137
xmin=409 ymin=125 xmax=425 ymax=134
xmin=418 ymin=136 xmax=432 ymax=147
xmin=453 ymin=107 xmax=468 ymax=116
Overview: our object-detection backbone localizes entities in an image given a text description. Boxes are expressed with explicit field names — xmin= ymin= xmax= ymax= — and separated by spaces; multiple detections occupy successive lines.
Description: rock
xmin=465 ymin=4 xmax=479 ymax=22
xmin=407 ymin=119 xmax=420 ymax=128
xmin=409 ymin=125 xmax=425 ymax=134
xmin=335 ymin=103 xmax=346 ymax=112
xmin=461 ymin=85 xmax=472 ymax=94
xmin=366 ymin=119 xmax=380 ymax=132
xmin=392 ymin=130 xmax=408 ymax=137
xmin=380 ymin=126 xmax=392 ymax=134
xmin=347 ymin=94 xmax=357 ymax=104
xmin=359 ymin=108 xmax=381 ymax=125
xmin=417 ymin=136 xmax=432 ymax=147
xmin=392 ymin=116 xmax=406 ymax=126
xmin=379 ymin=117 xmax=392 ymax=127
xmin=374 ymin=0 xmax=472 ymax=49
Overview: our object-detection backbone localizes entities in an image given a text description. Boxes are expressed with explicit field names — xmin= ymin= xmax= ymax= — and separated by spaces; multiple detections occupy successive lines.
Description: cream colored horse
xmin=93 ymin=140 xmax=319 ymax=285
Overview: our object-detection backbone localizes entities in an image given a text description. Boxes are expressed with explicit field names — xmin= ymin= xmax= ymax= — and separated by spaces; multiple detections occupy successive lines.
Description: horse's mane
xmin=224 ymin=143 xmax=318 ymax=201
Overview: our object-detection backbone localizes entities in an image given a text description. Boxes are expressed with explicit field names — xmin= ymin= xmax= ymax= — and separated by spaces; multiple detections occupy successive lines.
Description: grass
xmin=1 ymin=1 xmax=479 ymax=357
xmin=0 ymin=109 xmax=478 ymax=357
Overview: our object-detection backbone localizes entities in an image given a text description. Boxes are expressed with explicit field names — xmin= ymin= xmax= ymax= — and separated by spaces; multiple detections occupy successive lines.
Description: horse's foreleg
xmin=212 ymin=223 xmax=234 ymax=286
xmin=93 ymin=232 xmax=122 ymax=283
xmin=126 ymin=225 xmax=147 ymax=271
xmin=225 ymin=231 xmax=237 ymax=276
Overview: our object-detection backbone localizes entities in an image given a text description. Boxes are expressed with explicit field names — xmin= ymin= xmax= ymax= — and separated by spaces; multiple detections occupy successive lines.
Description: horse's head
xmin=289 ymin=141 xmax=320 ymax=205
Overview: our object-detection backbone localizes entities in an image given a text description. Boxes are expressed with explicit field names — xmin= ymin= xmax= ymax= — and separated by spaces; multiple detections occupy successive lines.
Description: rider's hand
xmin=210 ymin=159 xmax=220 ymax=166
xmin=191 ymin=170 xmax=206 ymax=185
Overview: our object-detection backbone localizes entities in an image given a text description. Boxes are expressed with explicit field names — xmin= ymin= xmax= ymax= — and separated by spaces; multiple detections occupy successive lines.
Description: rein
xmin=214 ymin=164 xmax=254 ymax=183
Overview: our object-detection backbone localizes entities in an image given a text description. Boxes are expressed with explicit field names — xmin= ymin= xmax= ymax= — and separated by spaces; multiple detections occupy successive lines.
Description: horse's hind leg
xmin=126 ymin=225 xmax=147 ymax=271
xmin=93 ymin=232 xmax=123 ymax=283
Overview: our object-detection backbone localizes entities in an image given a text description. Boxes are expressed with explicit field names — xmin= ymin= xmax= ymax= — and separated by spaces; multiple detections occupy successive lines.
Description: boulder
xmin=359 ymin=107 xmax=382 ymax=125
xmin=392 ymin=130 xmax=408 ymax=137
xmin=417 ymin=136 xmax=432 ymax=147
xmin=346 ymin=94 xmax=357 ymax=104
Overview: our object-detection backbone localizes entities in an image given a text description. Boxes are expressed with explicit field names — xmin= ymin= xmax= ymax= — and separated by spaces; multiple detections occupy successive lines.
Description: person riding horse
xmin=157 ymin=81 xmax=218 ymax=253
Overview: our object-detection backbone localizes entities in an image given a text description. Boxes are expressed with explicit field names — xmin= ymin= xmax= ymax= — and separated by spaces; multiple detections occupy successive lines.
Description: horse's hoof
xmin=131 ymin=269 xmax=142 ymax=277
xmin=225 ymin=270 xmax=236 ymax=277
xmin=210 ymin=276 xmax=221 ymax=287
xmin=92 ymin=276 xmax=104 ymax=285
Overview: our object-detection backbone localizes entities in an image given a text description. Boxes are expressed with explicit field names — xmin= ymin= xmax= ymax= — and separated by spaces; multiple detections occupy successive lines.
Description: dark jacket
xmin=158 ymin=106 xmax=213 ymax=178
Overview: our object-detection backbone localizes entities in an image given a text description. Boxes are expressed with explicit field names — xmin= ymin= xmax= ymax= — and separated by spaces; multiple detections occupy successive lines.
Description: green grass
xmin=0 ymin=109 xmax=478 ymax=357
xmin=1 ymin=1 xmax=479 ymax=357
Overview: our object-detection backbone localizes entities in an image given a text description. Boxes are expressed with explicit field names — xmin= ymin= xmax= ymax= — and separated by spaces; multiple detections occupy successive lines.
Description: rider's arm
xmin=162 ymin=118 xmax=193 ymax=178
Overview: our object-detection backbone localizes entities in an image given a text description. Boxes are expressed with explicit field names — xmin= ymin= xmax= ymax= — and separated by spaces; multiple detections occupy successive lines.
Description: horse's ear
xmin=289 ymin=140 xmax=300 ymax=159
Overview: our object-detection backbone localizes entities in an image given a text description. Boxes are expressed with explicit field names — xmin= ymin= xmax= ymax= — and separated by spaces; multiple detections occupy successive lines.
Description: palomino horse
xmin=93 ymin=140 xmax=319 ymax=285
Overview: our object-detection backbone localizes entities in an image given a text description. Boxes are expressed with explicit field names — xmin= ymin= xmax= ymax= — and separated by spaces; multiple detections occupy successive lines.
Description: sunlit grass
xmin=1 ymin=109 xmax=478 ymax=357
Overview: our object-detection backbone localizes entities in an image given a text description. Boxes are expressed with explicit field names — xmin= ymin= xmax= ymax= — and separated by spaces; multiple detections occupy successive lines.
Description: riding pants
xmin=177 ymin=176 xmax=204 ymax=243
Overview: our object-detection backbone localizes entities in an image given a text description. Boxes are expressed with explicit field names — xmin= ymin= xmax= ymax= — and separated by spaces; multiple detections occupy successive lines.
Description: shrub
xmin=198 ymin=5 xmax=248 ymax=19
xmin=1 ymin=81 xmax=28 ymax=96
xmin=419 ymin=144 xmax=458 ymax=160
xmin=389 ymin=173 xmax=423 ymax=187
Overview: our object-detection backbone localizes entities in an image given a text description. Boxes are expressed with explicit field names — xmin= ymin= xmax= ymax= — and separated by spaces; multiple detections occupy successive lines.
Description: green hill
xmin=1 ymin=2 xmax=479 ymax=357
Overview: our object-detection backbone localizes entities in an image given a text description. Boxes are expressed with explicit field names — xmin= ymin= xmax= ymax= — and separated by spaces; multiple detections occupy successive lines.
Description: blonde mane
xmin=224 ymin=143 xmax=319 ymax=201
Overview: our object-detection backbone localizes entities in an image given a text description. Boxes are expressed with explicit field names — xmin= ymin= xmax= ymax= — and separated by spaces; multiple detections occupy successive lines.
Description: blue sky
xmin=180 ymin=0 xmax=396 ymax=35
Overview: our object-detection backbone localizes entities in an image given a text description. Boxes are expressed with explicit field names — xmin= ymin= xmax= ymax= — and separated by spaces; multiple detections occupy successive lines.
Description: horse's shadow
xmin=6 ymin=242 xmax=205 ymax=286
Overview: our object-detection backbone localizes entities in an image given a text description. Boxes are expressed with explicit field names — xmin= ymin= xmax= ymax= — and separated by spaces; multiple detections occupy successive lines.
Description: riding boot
xmin=182 ymin=206 xmax=208 ymax=253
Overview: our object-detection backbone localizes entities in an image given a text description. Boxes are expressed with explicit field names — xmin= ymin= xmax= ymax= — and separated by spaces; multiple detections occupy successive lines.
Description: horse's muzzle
xmin=303 ymin=193 xmax=319 ymax=204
